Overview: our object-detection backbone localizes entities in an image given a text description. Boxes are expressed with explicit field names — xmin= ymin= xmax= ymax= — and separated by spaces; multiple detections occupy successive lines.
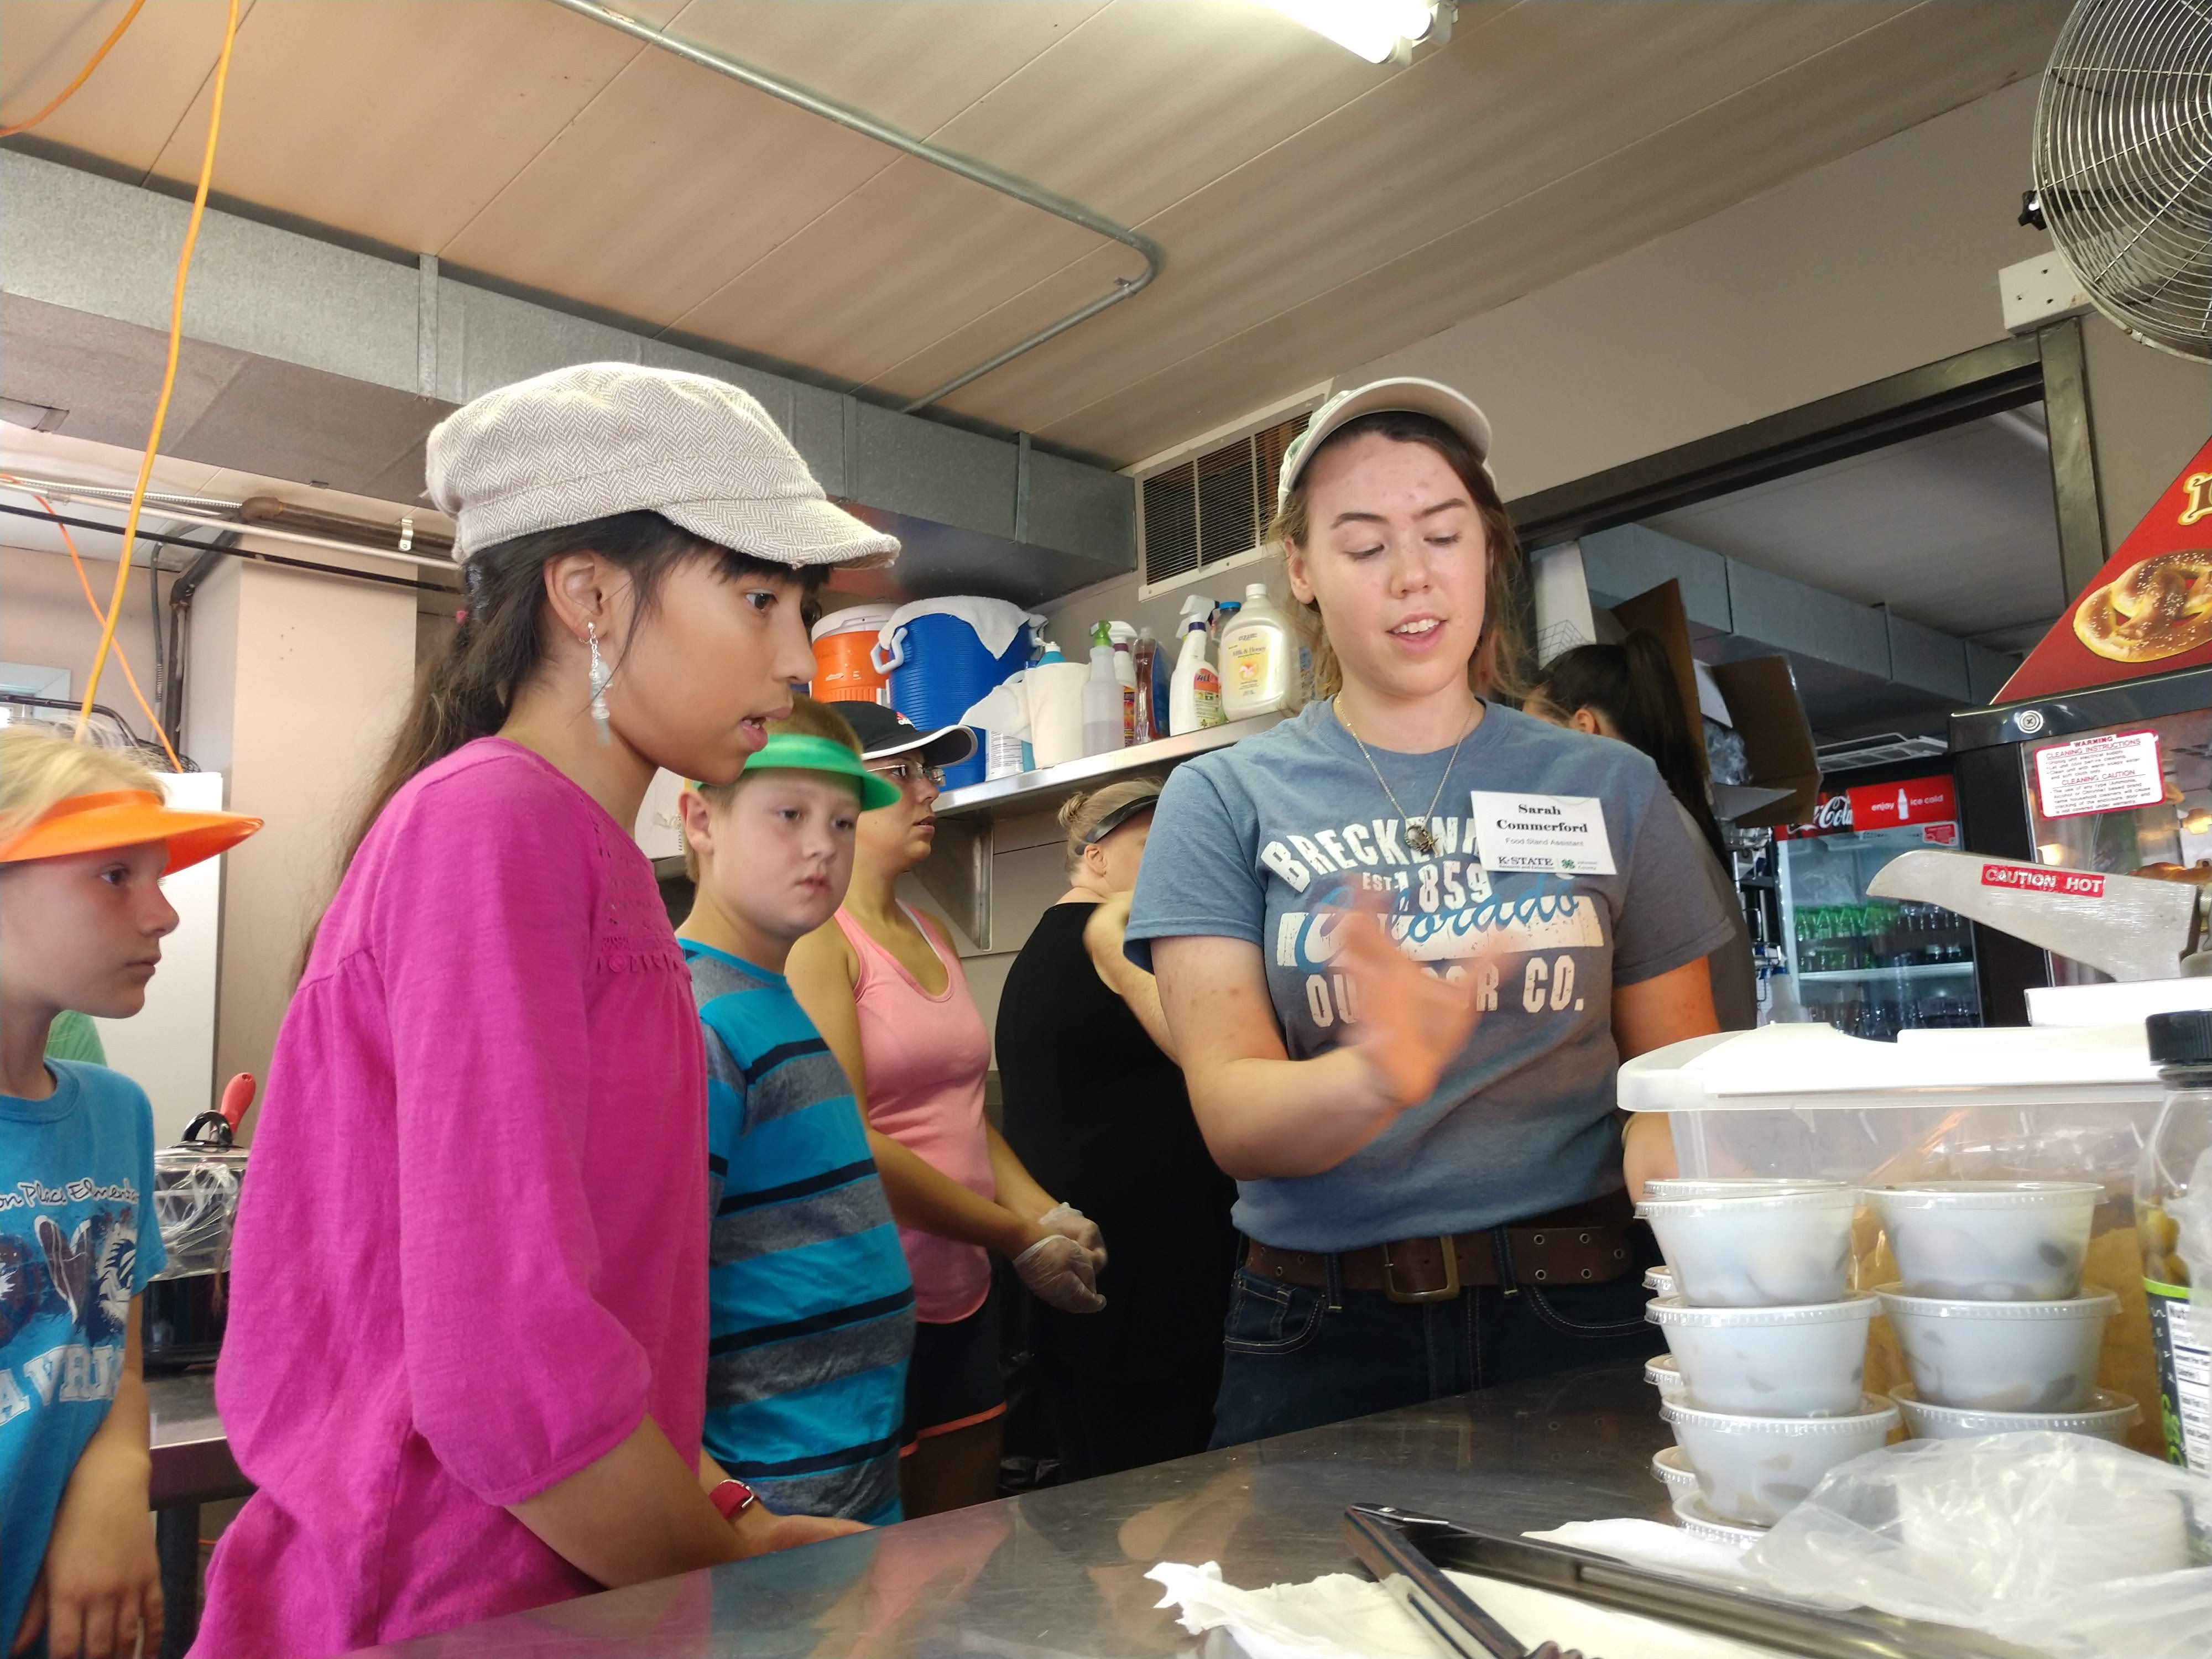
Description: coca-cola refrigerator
xmin=1774 ymin=764 xmax=1983 ymax=1037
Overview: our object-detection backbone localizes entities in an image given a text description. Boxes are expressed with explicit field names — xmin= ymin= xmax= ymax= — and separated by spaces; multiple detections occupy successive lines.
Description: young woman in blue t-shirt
xmin=1125 ymin=378 xmax=1731 ymax=1446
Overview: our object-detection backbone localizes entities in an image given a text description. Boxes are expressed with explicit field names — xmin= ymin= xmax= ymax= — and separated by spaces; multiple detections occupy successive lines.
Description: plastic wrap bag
xmin=1746 ymin=1433 xmax=2212 ymax=1658
xmin=149 ymin=1155 xmax=243 ymax=1281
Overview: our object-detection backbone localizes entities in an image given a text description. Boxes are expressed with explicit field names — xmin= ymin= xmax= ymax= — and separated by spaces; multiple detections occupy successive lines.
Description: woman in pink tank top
xmin=790 ymin=706 xmax=1107 ymax=1517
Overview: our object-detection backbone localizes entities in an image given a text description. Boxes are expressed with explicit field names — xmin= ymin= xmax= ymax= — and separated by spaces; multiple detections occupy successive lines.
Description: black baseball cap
xmin=837 ymin=701 xmax=978 ymax=769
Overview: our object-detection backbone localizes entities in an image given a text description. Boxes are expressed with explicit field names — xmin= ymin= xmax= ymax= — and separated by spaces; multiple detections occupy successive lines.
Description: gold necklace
xmin=1336 ymin=698 xmax=1477 ymax=858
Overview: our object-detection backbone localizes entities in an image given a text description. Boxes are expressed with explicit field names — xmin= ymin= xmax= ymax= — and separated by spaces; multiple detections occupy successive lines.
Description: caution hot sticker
xmin=1980 ymin=863 xmax=2106 ymax=899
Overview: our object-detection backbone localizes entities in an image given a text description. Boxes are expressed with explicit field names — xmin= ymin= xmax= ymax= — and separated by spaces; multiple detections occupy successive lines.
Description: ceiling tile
xmin=438 ymin=0 xmax=1109 ymax=329
xmin=672 ymin=156 xmax=1120 ymax=385
xmin=916 ymin=0 xmax=1420 ymax=223
xmin=865 ymin=0 xmax=1934 ymax=427
xmin=0 ymin=0 xmax=247 ymax=175
xmin=930 ymin=1 xmax=2063 ymax=458
xmin=437 ymin=49 xmax=893 ymax=326
xmin=661 ymin=1 xmax=1110 ymax=136
xmin=140 ymin=0 xmax=681 ymax=254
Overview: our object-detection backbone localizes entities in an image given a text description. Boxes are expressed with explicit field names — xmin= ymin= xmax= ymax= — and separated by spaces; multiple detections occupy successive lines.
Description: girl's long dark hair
xmin=304 ymin=511 xmax=802 ymax=975
xmin=1535 ymin=632 xmax=1727 ymax=864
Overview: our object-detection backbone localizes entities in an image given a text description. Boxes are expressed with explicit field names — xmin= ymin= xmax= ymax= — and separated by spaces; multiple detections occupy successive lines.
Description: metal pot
xmin=143 ymin=1076 xmax=252 ymax=1371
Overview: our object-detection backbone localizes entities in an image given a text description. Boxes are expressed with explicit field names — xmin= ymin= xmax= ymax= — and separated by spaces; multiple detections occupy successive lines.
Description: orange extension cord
xmin=0 ymin=0 xmax=147 ymax=138
xmin=0 ymin=474 xmax=183 ymax=770
xmin=75 ymin=0 xmax=240 ymax=743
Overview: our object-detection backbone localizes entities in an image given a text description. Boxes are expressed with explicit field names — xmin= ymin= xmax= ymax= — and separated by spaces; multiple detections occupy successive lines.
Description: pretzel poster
xmin=2000 ymin=433 xmax=2212 ymax=701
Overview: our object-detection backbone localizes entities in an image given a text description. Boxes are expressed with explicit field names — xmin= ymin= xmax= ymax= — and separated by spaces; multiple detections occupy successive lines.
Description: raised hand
xmin=1335 ymin=901 xmax=1482 ymax=1109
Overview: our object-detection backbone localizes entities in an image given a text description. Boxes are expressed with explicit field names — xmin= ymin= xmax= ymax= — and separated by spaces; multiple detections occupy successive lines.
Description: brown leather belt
xmin=1244 ymin=1193 xmax=1640 ymax=1305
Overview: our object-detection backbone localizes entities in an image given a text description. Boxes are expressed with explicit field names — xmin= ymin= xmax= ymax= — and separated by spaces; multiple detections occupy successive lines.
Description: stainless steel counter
xmin=358 ymin=1362 xmax=1671 ymax=1658
xmin=147 ymin=1372 xmax=252 ymax=1659
xmin=148 ymin=1372 xmax=247 ymax=1508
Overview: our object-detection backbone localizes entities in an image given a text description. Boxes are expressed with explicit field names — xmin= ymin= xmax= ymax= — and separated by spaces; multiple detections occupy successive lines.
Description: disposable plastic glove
xmin=1014 ymin=1232 xmax=1107 ymax=1313
xmin=1037 ymin=1202 xmax=1107 ymax=1267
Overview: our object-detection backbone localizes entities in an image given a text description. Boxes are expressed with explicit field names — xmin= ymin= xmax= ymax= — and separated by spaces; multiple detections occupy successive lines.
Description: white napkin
xmin=876 ymin=597 xmax=1042 ymax=663
xmin=1148 ymin=1557 xmax=1796 ymax=1659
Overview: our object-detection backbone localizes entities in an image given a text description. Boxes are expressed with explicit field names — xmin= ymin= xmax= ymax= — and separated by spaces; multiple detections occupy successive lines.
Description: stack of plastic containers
xmin=1868 ymin=1181 xmax=2141 ymax=1444
xmin=1637 ymin=1177 xmax=1899 ymax=1543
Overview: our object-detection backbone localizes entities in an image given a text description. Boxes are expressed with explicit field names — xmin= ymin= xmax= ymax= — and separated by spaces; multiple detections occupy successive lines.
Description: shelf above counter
xmin=935 ymin=714 xmax=1284 ymax=821
xmin=1797 ymin=961 xmax=1976 ymax=982
xmin=917 ymin=713 xmax=1284 ymax=949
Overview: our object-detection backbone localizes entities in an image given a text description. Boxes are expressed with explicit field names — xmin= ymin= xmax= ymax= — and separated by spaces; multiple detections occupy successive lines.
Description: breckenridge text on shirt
xmin=1260 ymin=814 xmax=1479 ymax=889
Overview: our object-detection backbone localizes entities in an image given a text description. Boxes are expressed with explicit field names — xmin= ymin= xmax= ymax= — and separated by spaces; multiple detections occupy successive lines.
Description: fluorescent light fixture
xmin=1261 ymin=1 xmax=1439 ymax=64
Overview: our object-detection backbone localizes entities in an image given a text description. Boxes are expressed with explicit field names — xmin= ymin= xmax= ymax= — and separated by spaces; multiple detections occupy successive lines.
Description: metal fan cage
xmin=2033 ymin=0 xmax=2212 ymax=361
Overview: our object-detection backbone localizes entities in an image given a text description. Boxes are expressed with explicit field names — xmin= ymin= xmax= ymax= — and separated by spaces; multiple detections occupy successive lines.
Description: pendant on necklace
xmin=1405 ymin=820 xmax=1438 ymax=857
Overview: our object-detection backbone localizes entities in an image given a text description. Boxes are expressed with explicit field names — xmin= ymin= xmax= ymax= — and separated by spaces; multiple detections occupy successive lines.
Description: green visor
xmin=739 ymin=733 xmax=902 ymax=810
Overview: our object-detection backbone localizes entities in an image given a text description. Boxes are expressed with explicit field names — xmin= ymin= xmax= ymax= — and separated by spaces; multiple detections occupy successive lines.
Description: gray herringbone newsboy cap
xmin=427 ymin=362 xmax=900 ymax=568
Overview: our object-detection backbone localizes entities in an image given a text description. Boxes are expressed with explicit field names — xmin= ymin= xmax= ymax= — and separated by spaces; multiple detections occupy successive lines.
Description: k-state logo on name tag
xmin=1468 ymin=792 xmax=1617 ymax=875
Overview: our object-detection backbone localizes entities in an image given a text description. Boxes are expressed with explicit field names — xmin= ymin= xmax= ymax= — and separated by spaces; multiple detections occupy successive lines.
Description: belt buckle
xmin=1381 ymin=1237 xmax=1461 ymax=1305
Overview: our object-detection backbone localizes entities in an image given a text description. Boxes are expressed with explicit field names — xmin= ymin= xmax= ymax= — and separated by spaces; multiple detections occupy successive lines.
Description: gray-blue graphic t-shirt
xmin=1125 ymin=700 xmax=1731 ymax=1251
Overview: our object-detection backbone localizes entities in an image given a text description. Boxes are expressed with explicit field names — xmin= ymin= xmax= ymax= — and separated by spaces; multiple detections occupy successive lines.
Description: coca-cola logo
xmin=1811 ymin=794 xmax=1853 ymax=831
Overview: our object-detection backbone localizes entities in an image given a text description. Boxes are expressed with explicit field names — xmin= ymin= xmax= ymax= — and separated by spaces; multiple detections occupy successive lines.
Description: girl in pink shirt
xmin=192 ymin=364 xmax=899 ymax=1657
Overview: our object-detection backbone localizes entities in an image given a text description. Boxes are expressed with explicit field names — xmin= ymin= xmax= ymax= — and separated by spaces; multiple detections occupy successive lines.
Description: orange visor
xmin=0 ymin=789 xmax=262 ymax=874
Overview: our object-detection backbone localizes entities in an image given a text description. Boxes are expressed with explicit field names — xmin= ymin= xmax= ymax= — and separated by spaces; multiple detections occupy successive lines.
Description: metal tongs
xmin=1345 ymin=1506 xmax=1595 ymax=1659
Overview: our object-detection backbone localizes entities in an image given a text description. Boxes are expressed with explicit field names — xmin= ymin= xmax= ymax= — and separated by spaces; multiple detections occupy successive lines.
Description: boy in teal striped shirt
xmin=676 ymin=697 xmax=916 ymax=1524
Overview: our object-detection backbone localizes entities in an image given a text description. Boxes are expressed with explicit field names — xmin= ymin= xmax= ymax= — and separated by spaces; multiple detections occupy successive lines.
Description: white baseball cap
xmin=428 ymin=362 xmax=900 ymax=568
xmin=1275 ymin=377 xmax=1495 ymax=511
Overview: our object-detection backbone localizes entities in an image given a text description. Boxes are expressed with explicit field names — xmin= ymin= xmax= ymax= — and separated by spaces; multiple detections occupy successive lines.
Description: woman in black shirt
xmin=997 ymin=781 xmax=1238 ymax=1479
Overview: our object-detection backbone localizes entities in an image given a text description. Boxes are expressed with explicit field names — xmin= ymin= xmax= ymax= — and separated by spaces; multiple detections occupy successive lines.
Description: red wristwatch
xmin=709 ymin=1478 xmax=758 ymax=1521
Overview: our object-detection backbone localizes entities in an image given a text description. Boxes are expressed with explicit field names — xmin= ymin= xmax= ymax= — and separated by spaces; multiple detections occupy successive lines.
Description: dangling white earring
xmin=586 ymin=620 xmax=613 ymax=745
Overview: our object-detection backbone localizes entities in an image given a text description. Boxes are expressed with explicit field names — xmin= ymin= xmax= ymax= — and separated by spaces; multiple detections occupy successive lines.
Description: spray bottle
xmin=1108 ymin=621 xmax=1138 ymax=746
xmin=1082 ymin=622 xmax=1125 ymax=756
xmin=1168 ymin=597 xmax=1226 ymax=736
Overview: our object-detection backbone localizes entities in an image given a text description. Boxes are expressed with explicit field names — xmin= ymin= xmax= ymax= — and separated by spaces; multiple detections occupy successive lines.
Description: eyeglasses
xmin=868 ymin=759 xmax=945 ymax=789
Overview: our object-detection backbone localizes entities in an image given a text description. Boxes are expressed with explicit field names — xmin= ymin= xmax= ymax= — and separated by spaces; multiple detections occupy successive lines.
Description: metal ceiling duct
xmin=542 ymin=0 xmax=1165 ymax=412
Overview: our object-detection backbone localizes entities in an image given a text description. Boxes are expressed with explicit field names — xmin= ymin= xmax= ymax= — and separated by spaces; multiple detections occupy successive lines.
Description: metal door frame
xmin=1506 ymin=321 xmax=2106 ymax=601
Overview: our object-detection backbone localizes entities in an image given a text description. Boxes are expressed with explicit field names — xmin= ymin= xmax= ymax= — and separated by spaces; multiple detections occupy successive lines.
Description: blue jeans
xmin=1211 ymin=1235 xmax=1663 ymax=1448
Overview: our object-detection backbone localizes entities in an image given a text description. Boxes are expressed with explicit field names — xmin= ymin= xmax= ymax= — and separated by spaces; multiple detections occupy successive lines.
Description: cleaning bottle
xmin=1132 ymin=627 xmax=1162 ymax=743
xmin=1082 ymin=623 xmax=1125 ymax=756
xmin=1108 ymin=622 xmax=1138 ymax=746
xmin=1168 ymin=611 xmax=1225 ymax=736
xmin=1220 ymin=582 xmax=1293 ymax=719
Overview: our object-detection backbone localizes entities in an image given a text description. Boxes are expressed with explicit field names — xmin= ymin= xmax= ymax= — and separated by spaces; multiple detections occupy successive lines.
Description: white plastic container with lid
xmin=1219 ymin=582 xmax=1293 ymax=719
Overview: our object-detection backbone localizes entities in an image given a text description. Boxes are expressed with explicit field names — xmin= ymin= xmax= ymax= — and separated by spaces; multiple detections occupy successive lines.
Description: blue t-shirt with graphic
xmin=1 ymin=1061 xmax=165 ymax=1647
xmin=1125 ymin=700 xmax=1733 ymax=1252
xmin=684 ymin=942 xmax=914 ymax=1525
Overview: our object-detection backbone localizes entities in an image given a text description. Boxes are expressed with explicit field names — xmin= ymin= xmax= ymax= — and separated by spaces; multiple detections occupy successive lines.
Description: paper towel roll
xmin=1025 ymin=662 xmax=1092 ymax=768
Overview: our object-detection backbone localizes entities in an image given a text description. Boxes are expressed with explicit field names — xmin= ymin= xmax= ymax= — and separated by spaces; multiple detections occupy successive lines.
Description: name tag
xmin=1468 ymin=791 xmax=1617 ymax=875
